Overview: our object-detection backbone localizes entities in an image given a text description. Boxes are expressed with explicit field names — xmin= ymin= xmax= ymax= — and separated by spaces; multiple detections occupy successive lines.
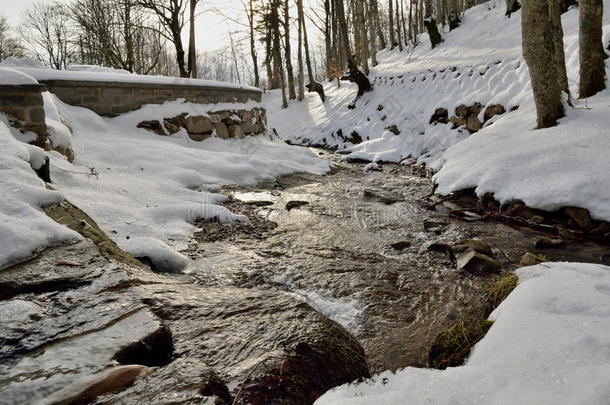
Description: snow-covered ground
xmin=266 ymin=1 xmax=610 ymax=222
xmin=316 ymin=262 xmax=610 ymax=405
xmin=0 ymin=118 xmax=81 ymax=269
xmin=41 ymin=96 xmax=329 ymax=272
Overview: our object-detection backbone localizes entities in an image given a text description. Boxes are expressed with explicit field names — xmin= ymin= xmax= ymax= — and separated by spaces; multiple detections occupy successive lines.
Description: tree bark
xmin=188 ymin=0 xmax=197 ymax=78
xmin=505 ymin=0 xmax=520 ymax=17
xmin=389 ymin=0 xmax=396 ymax=48
xmin=297 ymin=0 xmax=305 ymax=100
xmin=248 ymin=0 xmax=260 ymax=87
xmin=424 ymin=0 xmax=443 ymax=48
xmin=284 ymin=0 xmax=297 ymax=100
xmin=579 ymin=0 xmax=606 ymax=98
xmin=272 ymin=4 xmax=288 ymax=107
xmin=522 ymin=0 xmax=564 ymax=128
xmin=548 ymin=0 xmax=569 ymax=94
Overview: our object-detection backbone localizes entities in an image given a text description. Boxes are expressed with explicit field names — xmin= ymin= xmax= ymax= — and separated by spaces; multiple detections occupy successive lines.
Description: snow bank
xmin=42 ymin=92 xmax=73 ymax=150
xmin=434 ymin=89 xmax=610 ymax=221
xmin=8 ymin=66 xmax=260 ymax=93
xmin=0 ymin=118 xmax=81 ymax=270
xmin=0 ymin=67 xmax=38 ymax=86
xmin=47 ymin=98 xmax=329 ymax=272
xmin=66 ymin=65 xmax=131 ymax=75
xmin=316 ymin=262 xmax=610 ymax=405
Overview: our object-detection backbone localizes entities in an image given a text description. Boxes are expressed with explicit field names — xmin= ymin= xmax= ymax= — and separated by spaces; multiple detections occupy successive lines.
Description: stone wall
xmin=137 ymin=107 xmax=267 ymax=141
xmin=0 ymin=84 xmax=48 ymax=148
xmin=41 ymin=80 xmax=263 ymax=117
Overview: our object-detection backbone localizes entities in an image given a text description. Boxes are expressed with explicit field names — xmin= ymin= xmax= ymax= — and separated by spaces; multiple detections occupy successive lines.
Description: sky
xmin=0 ymin=0 xmax=247 ymax=52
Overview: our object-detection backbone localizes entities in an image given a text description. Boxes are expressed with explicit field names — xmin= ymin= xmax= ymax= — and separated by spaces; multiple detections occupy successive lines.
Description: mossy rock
xmin=46 ymin=200 xmax=140 ymax=267
xmin=428 ymin=319 xmax=494 ymax=369
xmin=486 ymin=273 xmax=518 ymax=312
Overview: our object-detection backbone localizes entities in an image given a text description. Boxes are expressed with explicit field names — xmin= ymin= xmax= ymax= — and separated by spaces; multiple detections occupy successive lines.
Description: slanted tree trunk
xmin=284 ymin=0 xmax=296 ymax=100
xmin=548 ymin=0 xmax=569 ymax=95
xmin=424 ymin=0 xmax=443 ymax=48
xmin=343 ymin=55 xmax=372 ymax=108
xmin=522 ymin=0 xmax=564 ymax=128
xmin=505 ymin=0 xmax=521 ymax=17
xmin=579 ymin=0 xmax=606 ymax=98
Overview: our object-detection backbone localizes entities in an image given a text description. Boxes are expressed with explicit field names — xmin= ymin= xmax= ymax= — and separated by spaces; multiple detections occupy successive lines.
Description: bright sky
xmin=0 ymin=0 xmax=247 ymax=52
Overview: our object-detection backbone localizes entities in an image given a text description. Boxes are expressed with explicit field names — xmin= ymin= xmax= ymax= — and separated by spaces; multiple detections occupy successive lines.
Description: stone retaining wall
xmin=0 ymin=84 xmax=48 ymax=148
xmin=42 ymin=80 xmax=263 ymax=117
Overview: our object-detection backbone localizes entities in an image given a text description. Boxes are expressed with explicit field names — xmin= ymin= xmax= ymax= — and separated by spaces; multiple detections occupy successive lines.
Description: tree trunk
xmin=424 ymin=0 xmax=443 ymax=49
xmin=359 ymin=0 xmax=370 ymax=74
xmin=389 ymin=0 xmax=396 ymax=48
xmin=372 ymin=0 xmax=386 ymax=49
xmin=272 ymin=5 xmax=288 ymax=108
xmin=505 ymin=0 xmax=520 ymax=17
xmin=369 ymin=0 xmax=378 ymax=66
xmin=284 ymin=0 xmax=296 ymax=100
xmin=301 ymin=0 xmax=325 ymax=101
xmin=297 ymin=0 xmax=305 ymax=100
xmin=248 ymin=0 xmax=260 ymax=87
xmin=522 ymin=0 xmax=564 ymax=128
xmin=188 ymin=0 xmax=197 ymax=78
xmin=579 ymin=0 xmax=606 ymax=98
xmin=396 ymin=0 xmax=403 ymax=51
xmin=343 ymin=55 xmax=373 ymax=108
xmin=548 ymin=0 xmax=569 ymax=95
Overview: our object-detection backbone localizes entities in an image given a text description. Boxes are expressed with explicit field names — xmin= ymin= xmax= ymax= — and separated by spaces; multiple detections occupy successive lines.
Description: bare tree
xmin=188 ymin=0 xmax=199 ymax=78
xmin=284 ymin=0 xmax=297 ymax=99
xmin=20 ymin=1 xmax=75 ymax=69
xmin=579 ymin=0 xmax=606 ymax=98
xmin=138 ymin=0 xmax=191 ymax=77
xmin=522 ymin=0 xmax=564 ymax=128
xmin=0 ymin=15 xmax=24 ymax=61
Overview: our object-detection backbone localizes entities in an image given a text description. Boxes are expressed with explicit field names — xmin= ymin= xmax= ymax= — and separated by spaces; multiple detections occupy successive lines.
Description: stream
xmin=3 ymin=149 xmax=610 ymax=405
xmin=182 ymin=149 xmax=610 ymax=374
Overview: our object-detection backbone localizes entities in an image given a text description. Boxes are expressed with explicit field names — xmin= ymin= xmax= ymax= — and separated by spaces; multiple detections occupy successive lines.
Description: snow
xmin=45 ymin=97 xmax=329 ymax=272
xmin=0 ymin=57 xmax=46 ymax=69
xmin=316 ymin=262 xmax=610 ymax=405
xmin=0 ymin=67 xmax=38 ymax=86
xmin=42 ymin=92 xmax=73 ymax=150
xmin=66 ymin=65 xmax=131 ymax=75
xmin=7 ymin=66 xmax=260 ymax=93
xmin=266 ymin=2 xmax=610 ymax=221
xmin=0 ymin=117 xmax=81 ymax=270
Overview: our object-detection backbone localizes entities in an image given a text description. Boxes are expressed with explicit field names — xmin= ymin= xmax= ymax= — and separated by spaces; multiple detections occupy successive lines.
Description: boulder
xmin=95 ymin=358 xmax=231 ymax=405
xmin=455 ymin=104 xmax=468 ymax=118
xmin=228 ymin=125 xmax=246 ymax=139
xmin=452 ymin=239 xmax=494 ymax=257
xmin=38 ymin=365 xmax=151 ymax=405
xmin=385 ymin=124 xmax=401 ymax=135
xmin=214 ymin=122 xmax=230 ymax=139
xmin=534 ymin=237 xmax=565 ymax=249
xmin=564 ymin=206 xmax=594 ymax=231
xmin=429 ymin=107 xmax=449 ymax=125
xmin=466 ymin=116 xmax=482 ymax=133
xmin=519 ymin=252 xmax=545 ymax=267
xmin=455 ymin=250 xmax=501 ymax=274
xmin=184 ymin=115 xmax=214 ymax=134
xmin=449 ymin=116 xmax=466 ymax=129
xmin=483 ymin=104 xmax=506 ymax=122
